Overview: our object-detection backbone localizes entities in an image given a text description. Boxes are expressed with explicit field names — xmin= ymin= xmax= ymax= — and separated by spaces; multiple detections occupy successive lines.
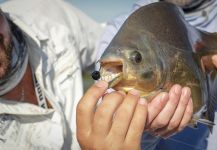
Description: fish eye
xmin=130 ymin=51 xmax=142 ymax=64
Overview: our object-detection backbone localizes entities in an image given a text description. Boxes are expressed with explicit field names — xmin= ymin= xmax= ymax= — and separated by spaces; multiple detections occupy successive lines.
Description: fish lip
xmin=99 ymin=59 xmax=124 ymax=88
xmin=99 ymin=58 xmax=123 ymax=65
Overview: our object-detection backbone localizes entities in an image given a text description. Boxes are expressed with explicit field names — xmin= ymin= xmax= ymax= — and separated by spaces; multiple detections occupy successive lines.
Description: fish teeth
xmin=100 ymin=73 xmax=120 ymax=82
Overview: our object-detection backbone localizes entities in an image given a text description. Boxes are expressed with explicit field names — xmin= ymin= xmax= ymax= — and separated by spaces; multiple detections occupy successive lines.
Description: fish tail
xmin=189 ymin=108 xmax=215 ymax=131
xmin=190 ymin=114 xmax=215 ymax=133
xmin=197 ymin=119 xmax=215 ymax=133
xmin=206 ymin=76 xmax=217 ymax=131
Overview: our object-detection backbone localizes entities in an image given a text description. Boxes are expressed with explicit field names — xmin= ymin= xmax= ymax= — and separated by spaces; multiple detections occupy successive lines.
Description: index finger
xmin=76 ymin=81 xmax=108 ymax=135
xmin=146 ymin=92 xmax=169 ymax=126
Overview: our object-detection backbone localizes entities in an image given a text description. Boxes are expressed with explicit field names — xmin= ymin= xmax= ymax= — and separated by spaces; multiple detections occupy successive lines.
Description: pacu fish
xmin=95 ymin=2 xmax=217 ymax=127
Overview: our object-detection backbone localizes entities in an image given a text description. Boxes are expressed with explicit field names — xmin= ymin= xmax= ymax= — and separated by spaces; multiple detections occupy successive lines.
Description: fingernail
xmin=160 ymin=93 xmax=168 ymax=102
xmin=129 ymin=89 xmax=140 ymax=96
xmin=212 ymin=55 xmax=217 ymax=66
xmin=161 ymin=93 xmax=166 ymax=100
xmin=95 ymin=81 xmax=108 ymax=88
xmin=174 ymin=85 xmax=181 ymax=94
xmin=183 ymin=87 xmax=191 ymax=97
xmin=138 ymin=98 xmax=147 ymax=105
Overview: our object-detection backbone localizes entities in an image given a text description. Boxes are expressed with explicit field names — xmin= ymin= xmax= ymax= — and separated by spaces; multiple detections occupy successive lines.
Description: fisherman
xmin=95 ymin=0 xmax=217 ymax=150
xmin=0 ymin=0 xmax=192 ymax=149
xmin=0 ymin=0 xmax=105 ymax=149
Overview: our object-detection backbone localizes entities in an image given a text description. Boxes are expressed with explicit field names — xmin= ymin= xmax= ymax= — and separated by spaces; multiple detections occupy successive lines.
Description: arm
xmin=146 ymin=85 xmax=193 ymax=138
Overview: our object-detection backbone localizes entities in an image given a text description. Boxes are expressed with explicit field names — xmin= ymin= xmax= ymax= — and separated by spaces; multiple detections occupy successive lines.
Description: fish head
xmin=97 ymin=2 xmax=191 ymax=97
xmin=99 ymin=34 xmax=167 ymax=97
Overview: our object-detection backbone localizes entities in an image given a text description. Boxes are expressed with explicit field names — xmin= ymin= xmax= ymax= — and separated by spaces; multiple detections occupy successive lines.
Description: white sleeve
xmin=60 ymin=1 xmax=105 ymax=69
xmin=97 ymin=17 xmax=125 ymax=60
xmin=73 ymin=8 xmax=105 ymax=69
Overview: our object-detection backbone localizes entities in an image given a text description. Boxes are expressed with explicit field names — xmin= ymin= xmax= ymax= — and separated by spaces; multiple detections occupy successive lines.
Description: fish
xmin=94 ymin=2 xmax=217 ymax=128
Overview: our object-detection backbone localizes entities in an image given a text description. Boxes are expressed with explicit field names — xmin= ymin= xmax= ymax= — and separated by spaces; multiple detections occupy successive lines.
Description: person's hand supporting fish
xmin=76 ymin=81 xmax=171 ymax=150
xmin=76 ymin=81 xmax=193 ymax=149
xmin=76 ymin=81 xmax=148 ymax=150
xmin=145 ymin=84 xmax=193 ymax=138
xmin=149 ymin=53 xmax=217 ymax=138
xmin=151 ymin=54 xmax=217 ymax=139
xmin=212 ymin=55 xmax=217 ymax=68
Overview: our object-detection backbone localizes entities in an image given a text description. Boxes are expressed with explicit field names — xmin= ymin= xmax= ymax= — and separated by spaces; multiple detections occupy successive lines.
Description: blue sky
xmin=67 ymin=0 xmax=135 ymax=22
xmin=0 ymin=0 xmax=135 ymax=22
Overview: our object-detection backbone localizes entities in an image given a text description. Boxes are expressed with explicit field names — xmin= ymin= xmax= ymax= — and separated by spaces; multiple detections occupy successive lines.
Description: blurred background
xmin=67 ymin=0 xmax=135 ymax=22
xmin=0 ymin=0 xmax=135 ymax=22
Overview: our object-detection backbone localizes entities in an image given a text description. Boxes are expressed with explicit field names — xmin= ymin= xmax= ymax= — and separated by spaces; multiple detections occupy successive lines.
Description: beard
xmin=0 ymin=43 xmax=12 ymax=79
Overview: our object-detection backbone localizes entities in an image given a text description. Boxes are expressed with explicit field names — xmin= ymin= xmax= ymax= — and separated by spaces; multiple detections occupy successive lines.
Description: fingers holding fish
xmin=146 ymin=92 xmax=169 ymax=126
xmin=124 ymin=98 xmax=148 ymax=147
xmin=177 ymin=97 xmax=193 ymax=132
xmin=109 ymin=89 xmax=140 ymax=141
xmin=104 ymin=89 xmax=148 ymax=149
xmin=77 ymin=84 xmax=148 ymax=149
xmin=148 ymin=84 xmax=182 ymax=131
xmin=166 ymin=87 xmax=191 ymax=130
xmin=159 ymin=98 xmax=193 ymax=139
xmin=76 ymin=81 xmax=108 ymax=137
xmin=92 ymin=91 xmax=126 ymax=137
xmin=153 ymin=87 xmax=192 ymax=137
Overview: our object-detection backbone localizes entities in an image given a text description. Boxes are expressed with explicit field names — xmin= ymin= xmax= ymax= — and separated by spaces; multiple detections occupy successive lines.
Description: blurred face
xmin=0 ymin=10 xmax=12 ymax=79
xmin=0 ymin=40 xmax=11 ymax=79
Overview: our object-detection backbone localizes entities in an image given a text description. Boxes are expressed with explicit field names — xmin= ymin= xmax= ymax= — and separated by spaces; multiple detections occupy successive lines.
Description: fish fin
xmin=196 ymin=119 xmax=215 ymax=126
xmin=189 ymin=117 xmax=215 ymax=132
xmin=190 ymin=105 xmax=215 ymax=132
xmin=206 ymin=73 xmax=217 ymax=127
xmin=197 ymin=119 xmax=215 ymax=133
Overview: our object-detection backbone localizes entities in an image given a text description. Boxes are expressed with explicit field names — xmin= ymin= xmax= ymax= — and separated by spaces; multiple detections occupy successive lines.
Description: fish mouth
xmin=99 ymin=60 xmax=123 ymax=88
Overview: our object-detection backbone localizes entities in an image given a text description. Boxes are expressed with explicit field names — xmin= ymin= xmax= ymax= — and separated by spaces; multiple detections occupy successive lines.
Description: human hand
xmin=145 ymin=84 xmax=193 ymax=138
xmin=201 ymin=55 xmax=217 ymax=71
xmin=76 ymin=81 xmax=148 ymax=150
xmin=212 ymin=55 xmax=217 ymax=68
